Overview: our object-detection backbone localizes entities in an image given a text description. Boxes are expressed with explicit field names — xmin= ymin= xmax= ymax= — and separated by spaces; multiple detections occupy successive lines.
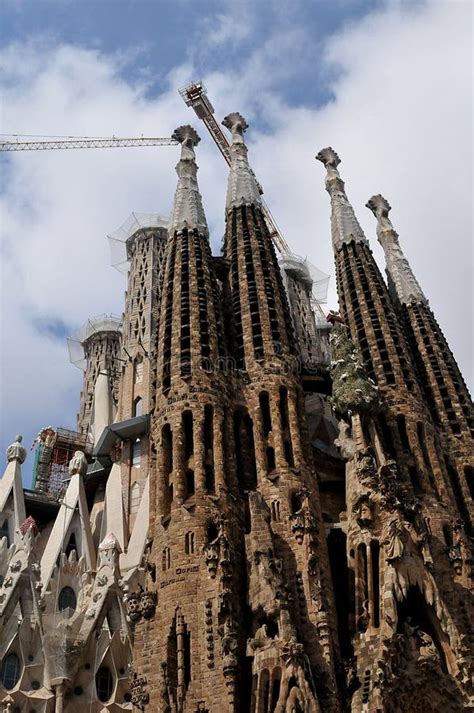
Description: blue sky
xmin=0 ymin=0 xmax=472 ymax=486
xmin=1 ymin=0 xmax=383 ymax=111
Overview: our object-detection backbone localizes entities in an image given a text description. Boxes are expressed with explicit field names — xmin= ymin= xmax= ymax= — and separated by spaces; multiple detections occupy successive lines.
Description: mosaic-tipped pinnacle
xmin=172 ymin=125 xmax=201 ymax=147
xmin=366 ymin=194 xmax=391 ymax=218
xmin=222 ymin=112 xmax=249 ymax=135
xmin=316 ymin=146 xmax=341 ymax=168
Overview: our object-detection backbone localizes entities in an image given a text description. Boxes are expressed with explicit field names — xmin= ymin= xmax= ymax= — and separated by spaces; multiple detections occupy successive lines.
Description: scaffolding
xmin=279 ymin=253 xmax=329 ymax=316
xmin=32 ymin=426 xmax=93 ymax=498
xmin=67 ymin=314 xmax=122 ymax=371
xmin=107 ymin=212 xmax=168 ymax=274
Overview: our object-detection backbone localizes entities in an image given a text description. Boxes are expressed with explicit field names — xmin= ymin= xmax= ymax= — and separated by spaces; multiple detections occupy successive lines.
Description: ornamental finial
xmin=316 ymin=147 xmax=341 ymax=171
xmin=172 ymin=124 xmax=200 ymax=148
xmin=316 ymin=147 xmax=368 ymax=252
xmin=366 ymin=194 xmax=426 ymax=305
xmin=6 ymin=435 xmax=26 ymax=464
xmin=68 ymin=450 xmax=88 ymax=477
xmin=168 ymin=125 xmax=208 ymax=234
xmin=222 ymin=112 xmax=249 ymax=143
xmin=172 ymin=125 xmax=200 ymax=161
xmin=366 ymin=194 xmax=395 ymax=232
xmin=222 ymin=112 xmax=261 ymax=210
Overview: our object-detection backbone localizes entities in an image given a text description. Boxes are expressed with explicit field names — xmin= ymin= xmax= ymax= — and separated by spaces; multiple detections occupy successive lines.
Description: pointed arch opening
xmin=396 ymin=585 xmax=454 ymax=674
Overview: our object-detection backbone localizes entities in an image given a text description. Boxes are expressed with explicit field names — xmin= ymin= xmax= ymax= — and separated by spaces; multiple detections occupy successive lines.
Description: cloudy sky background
xmin=0 ymin=0 xmax=472 ymax=485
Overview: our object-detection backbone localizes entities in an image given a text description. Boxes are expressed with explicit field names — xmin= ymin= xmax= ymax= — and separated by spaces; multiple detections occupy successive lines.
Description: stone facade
xmin=0 ymin=118 xmax=472 ymax=713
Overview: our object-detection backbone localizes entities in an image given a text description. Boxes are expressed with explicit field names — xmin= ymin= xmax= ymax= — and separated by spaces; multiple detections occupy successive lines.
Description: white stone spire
xmin=0 ymin=436 xmax=27 ymax=543
xmin=168 ymin=125 xmax=208 ymax=235
xmin=366 ymin=194 xmax=427 ymax=305
xmin=316 ymin=147 xmax=368 ymax=252
xmin=223 ymin=112 xmax=262 ymax=211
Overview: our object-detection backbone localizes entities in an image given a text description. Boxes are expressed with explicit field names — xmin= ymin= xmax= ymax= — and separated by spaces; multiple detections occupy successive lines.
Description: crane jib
xmin=0 ymin=138 xmax=178 ymax=151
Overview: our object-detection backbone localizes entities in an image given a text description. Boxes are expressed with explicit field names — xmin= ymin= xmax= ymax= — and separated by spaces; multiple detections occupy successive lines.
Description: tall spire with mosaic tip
xmin=367 ymin=192 xmax=474 ymax=527
xmin=222 ymin=111 xmax=294 ymax=370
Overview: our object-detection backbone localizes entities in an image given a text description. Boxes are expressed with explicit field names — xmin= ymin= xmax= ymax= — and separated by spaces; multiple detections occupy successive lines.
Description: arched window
xmin=133 ymin=397 xmax=143 ymax=417
xmin=271 ymin=501 xmax=281 ymax=522
xmin=64 ymin=532 xmax=78 ymax=559
xmin=132 ymin=439 xmax=141 ymax=467
xmin=0 ymin=520 xmax=9 ymax=546
xmin=58 ymin=586 xmax=77 ymax=616
xmin=95 ymin=666 xmax=114 ymax=703
xmin=134 ymin=358 xmax=143 ymax=384
xmin=0 ymin=654 xmax=21 ymax=689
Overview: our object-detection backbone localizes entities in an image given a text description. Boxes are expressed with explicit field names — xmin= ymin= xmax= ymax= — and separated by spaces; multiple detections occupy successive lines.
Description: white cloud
xmin=0 ymin=0 xmax=472 ymax=483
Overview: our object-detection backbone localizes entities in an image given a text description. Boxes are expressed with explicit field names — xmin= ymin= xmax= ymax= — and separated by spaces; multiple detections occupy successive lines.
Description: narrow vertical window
xmin=182 ymin=410 xmax=194 ymax=460
xmin=134 ymin=358 xmax=143 ymax=384
xmin=204 ymin=405 xmax=215 ymax=492
xmin=132 ymin=439 xmax=141 ymax=467
xmin=133 ymin=397 xmax=143 ymax=417
xmin=259 ymin=392 xmax=272 ymax=437
xmin=0 ymin=520 xmax=10 ymax=547
xmin=370 ymin=540 xmax=380 ymax=628
xmin=396 ymin=415 xmax=410 ymax=452
xmin=271 ymin=500 xmax=281 ymax=522
xmin=464 ymin=466 xmax=474 ymax=500
xmin=130 ymin=481 xmax=141 ymax=514
xmin=185 ymin=531 xmax=195 ymax=555
xmin=185 ymin=469 xmax=195 ymax=498
xmin=162 ymin=547 xmax=171 ymax=571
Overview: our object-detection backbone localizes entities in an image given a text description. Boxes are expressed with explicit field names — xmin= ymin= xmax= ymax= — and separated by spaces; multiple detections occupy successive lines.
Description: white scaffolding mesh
xmin=67 ymin=313 xmax=122 ymax=370
xmin=279 ymin=253 xmax=330 ymax=303
xmin=108 ymin=212 xmax=169 ymax=273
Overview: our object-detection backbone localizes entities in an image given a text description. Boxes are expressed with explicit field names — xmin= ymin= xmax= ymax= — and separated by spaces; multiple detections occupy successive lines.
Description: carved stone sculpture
xmin=6 ymin=435 xmax=26 ymax=464
xmin=68 ymin=450 xmax=88 ymax=477
xmin=140 ymin=589 xmax=157 ymax=620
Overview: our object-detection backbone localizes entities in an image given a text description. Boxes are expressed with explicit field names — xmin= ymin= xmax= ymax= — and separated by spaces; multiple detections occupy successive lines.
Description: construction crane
xmin=179 ymin=81 xmax=290 ymax=255
xmin=0 ymin=135 xmax=178 ymax=152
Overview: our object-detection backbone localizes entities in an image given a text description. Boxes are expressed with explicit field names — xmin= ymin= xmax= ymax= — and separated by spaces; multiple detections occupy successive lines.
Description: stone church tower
xmin=0 ymin=115 xmax=472 ymax=713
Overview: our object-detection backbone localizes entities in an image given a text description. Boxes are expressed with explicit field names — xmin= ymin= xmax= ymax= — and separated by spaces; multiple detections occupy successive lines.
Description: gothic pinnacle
xmin=316 ymin=147 xmax=368 ymax=252
xmin=366 ymin=193 xmax=426 ymax=305
xmin=222 ymin=112 xmax=262 ymax=211
xmin=168 ymin=124 xmax=208 ymax=236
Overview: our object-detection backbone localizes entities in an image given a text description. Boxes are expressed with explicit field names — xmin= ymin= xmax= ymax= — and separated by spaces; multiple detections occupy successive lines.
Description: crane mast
xmin=179 ymin=81 xmax=290 ymax=255
xmin=0 ymin=136 xmax=178 ymax=152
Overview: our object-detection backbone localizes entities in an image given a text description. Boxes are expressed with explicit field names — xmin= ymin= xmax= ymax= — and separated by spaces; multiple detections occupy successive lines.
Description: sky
xmin=0 ymin=0 xmax=472 ymax=486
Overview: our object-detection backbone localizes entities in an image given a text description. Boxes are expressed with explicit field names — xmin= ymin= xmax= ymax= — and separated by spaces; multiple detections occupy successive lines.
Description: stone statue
xmin=157 ymin=662 xmax=171 ymax=713
xmin=6 ymin=435 xmax=26 ymax=464
xmin=383 ymin=516 xmax=405 ymax=561
xmin=353 ymin=494 xmax=373 ymax=528
xmin=68 ymin=450 xmax=88 ymax=477
xmin=417 ymin=630 xmax=439 ymax=664
xmin=334 ymin=419 xmax=355 ymax=460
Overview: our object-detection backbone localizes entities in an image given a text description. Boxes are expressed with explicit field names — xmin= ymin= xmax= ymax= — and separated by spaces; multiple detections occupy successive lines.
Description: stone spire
xmin=366 ymin=194 xmax=427 ymax=305
xmin=0 ymin=435 xmax=27 ymax=543
xmin=168 ymin=125 xmax=208 ymax=235
xmin=316 ymin=147 xmax=368 ymax=252
xmin=223 ymin=112 xmax=262 ymax=211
